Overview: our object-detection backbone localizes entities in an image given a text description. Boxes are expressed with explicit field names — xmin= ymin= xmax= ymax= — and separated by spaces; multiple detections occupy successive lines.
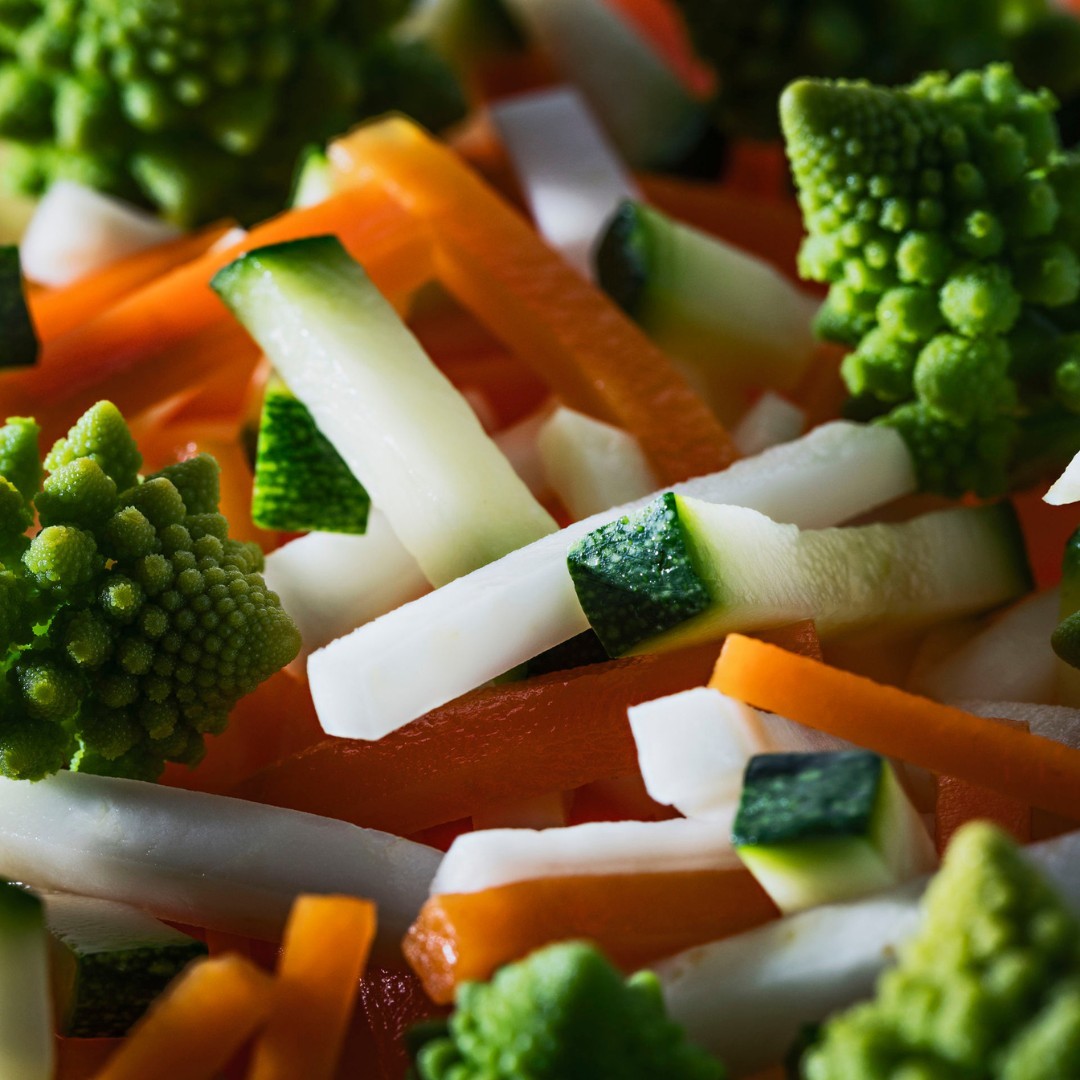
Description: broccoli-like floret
xmin=674 ymin=0 xmax=1080 ymax=141
xmin=410 ymin=941 xmax=724 ymax=1080
xmin=0 ymin=401 xmax=300 ymax=783
xmin=0 ymin=0 xmax=464 ymax=225
xmin=802 ymin=822 xmax=1080 ymax=1078
xmin=782 ymin=64 xmax=1080 ymax=496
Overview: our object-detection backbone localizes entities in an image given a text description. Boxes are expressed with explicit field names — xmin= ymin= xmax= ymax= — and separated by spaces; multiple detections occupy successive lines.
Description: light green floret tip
xmin=782 ymin=63 xmax=1080 ymax=497
xmin=0 ymin=401 xmax=300 ymax=783
xmin=0 ymin=0 xmax=464 ymax=224
xmin=410 ymin=941 xmax=724 ymax=1080
xmin=803 ymin=822 xmax=1080 ymax=1079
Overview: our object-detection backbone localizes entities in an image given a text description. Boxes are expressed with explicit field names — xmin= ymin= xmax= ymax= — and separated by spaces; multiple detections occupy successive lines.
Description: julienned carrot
xmin=329 ymin=117 xmax=737 ymax=486
xmin=357 ymin=968 xmax=445 ymax=1080
xmin=30 ymin=219 xmax=236 ymax=342
xmin=249 ymin=896 xmax=376 ymax=1080
xmin=0 ymin=181 xmax=432 ymax=419
xmin=605 ymin=0 xmax=716 ymax=96
xmin=93 ymin=955 xmax=275 ymax=1080
xmin=935 ymin=774 xmax=1031 ymax=852
xmin=56 ymin=1038 xmax=123 ymax=1080
xmin=1012 ymin=485 xmax=1080 ymax=590
xmin=712 ymin=634 xmax=1080 ymax=820
xmin=404 ymin=867 xmax=778 ymax=1005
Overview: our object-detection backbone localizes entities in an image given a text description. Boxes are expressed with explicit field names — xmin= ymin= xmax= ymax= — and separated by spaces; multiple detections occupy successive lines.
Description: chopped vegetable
xmin=0 ymin=882 xmax=53 ymax=1080
xmin=0 ymin=246 xmax=36 ymax=370
xmin=783 ymin=64 xmax=1080 ymax=496
xmin=410 ymin=940 xmax=724 ymax=1078
xmin=935 ymin=773 xmax=1031 ymax=850
xmin=0 ymin=402 xmax=299 ymax=781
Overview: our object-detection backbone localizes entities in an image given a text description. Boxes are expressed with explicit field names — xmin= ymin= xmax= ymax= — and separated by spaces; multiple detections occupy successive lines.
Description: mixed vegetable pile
xmin=5 ymin=0 xmax=1080 ymax=1078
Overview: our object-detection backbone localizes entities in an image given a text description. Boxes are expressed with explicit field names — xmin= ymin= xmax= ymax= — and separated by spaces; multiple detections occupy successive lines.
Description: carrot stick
xmin=329 ymin=117 xmax=736 ymax=485
xmin=357 ymin=968 xmax=446 ymax=1080
xmin=93 ymin=955 xmax=275 ymax=1080
xmin=30 ymin=220 xmax=236 ymax=342
xmin=935 ymin=774 xmax=1031 ymax=852
xmin=249 ymin=896 xmax=376 ymax=1080
xmin=711 ymin=634 xmax=1080 ymax=820
xmin=56 ymin=1038 xmax=123 ymax=1080
xmin=0 ymin=182 xmax=431 ymax=419
xmin=404 ymin=867 xmax=778 ymax=1004
xmin=606 ymin=0 xmax=716 ymax=96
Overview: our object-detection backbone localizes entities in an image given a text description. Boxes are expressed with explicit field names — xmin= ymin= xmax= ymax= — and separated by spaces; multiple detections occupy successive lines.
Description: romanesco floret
xmin=802 ymin=822 xmax=1080 ymax=1079
xmin=0 ymin=400 xmax=300 ymax=782
xmin=0 ymin=0 xmax=464 ymax=225
xmin=782 ymin=63 xmax=1080 ymax=497
xmin=410 ymin=941 xmax=724 ymax=1080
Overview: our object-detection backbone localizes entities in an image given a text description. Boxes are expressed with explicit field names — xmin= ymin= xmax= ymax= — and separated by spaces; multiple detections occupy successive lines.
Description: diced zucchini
xmin=45 ymin=893 xmax=206 ymax=1037
xmin=596 ymin=201 xmax=818 ymax=411
xmin=399 ymin=0 xmax=526 ymax=72
xmin=252 ymin=377 xmax=370 ymax=535
xmin=0 ymin=246 xmax=36 ymax=370
xmin=212 ymin=236 xmax=557 ymax=587
xmin=289 ymin=145 xmax=334 ymax=209
xmin=732 ymin=752 xmax=936 ymax=914
xmin=568 ymin=495 xmax=1032 ymax=656
xmin=0 ymin=882 xmax=53 ymax=1080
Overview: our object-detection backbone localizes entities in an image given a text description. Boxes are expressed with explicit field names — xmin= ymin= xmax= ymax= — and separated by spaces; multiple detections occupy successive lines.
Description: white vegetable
xmin=950 ymin=699 xmax=1080 ymax=748
xmin=1044 ymin=449 xmax=1080 ymax=505
xmin=537 ymin=405 xmax=658 ymax=518
xmin=491 ymin=86 xmax=639 ymax=278
xmin=20 ymin=181 xmax=178 ymax=287
xmin=0 ymin=771 xmax=440 ymax=957
xmin=493 ymin=404 xmax=553 ymax=500
xmin=732 ymin=392 xmax=807 ymax=457
xmin=430 ymin=818 xmax=740 ymax=896
xmin=309 ymin=422 xmax=916 ymax=740
xmin=262 ymin=512 xmax=429 ymax=657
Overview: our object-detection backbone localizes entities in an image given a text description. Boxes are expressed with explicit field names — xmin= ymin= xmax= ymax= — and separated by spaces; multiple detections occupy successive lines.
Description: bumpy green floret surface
xmin=0 ymin=401 xmax=300 ymax=782
xmin=803 ymin=822 xmax=1080 ymax=1079
xmin=0 ymin=0 xmax=463 ymax=224
xmin=412 ymin=941 xmax=723 ymax=1080
xmin=783 ymin=64 xmax=1080 ymax=496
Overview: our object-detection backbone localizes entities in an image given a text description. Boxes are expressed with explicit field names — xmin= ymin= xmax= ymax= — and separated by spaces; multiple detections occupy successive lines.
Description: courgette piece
xmin=732 ymin=751 xmax=936 ymax=914
xmin=289 ymin=145 xmax=334 ymax=210
xmin=398 ymin=0 xmax=526 ymax=74
xmin=0 ymin=246 xmax=37 ymax=369
xmin=0 ymin=882 xmax=53 ymax=1080
xmin=568 ymin=495 xmax=1032 ymax=656
xmin=45 ymin=892 xmax=207 ymax=1037
xmin=252 ymin=377 xmax=370 ymax=534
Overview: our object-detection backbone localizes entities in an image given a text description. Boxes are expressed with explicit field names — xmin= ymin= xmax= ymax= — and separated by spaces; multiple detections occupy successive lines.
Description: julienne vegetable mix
xmin=4 ymin=0 xmax=1080 ymax=1077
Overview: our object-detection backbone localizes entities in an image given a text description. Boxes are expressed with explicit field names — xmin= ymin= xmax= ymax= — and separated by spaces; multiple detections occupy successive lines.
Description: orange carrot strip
xmin=0 ymin=182 xmax=431 ymax=418
xmin=30 ymin=221 xmax=236 ymax=342
xmin=1012 ymin=485 xmax=1080 ymax=590
xmin=606 ymin=0 xmax=716 ymax=96
xmin=711 ymin=634 xmax=1080 ymax=820
xmin=405 ymin=868 xmax=778 ymax=1005
xmin=249 ymin=896 xmax=376 ymax=1080
xmin=93 ymin=955 xmax=275 ymax=1080
xmin=56 ymin=1038 xmax=123 ymax=1080
xmin=330 ymin=117 xmax=736 ymax=485
xmin=357 ymin=967 xmax=446 ymax=1080
xmin=935 ymin=774 xmax=1031 ymax=852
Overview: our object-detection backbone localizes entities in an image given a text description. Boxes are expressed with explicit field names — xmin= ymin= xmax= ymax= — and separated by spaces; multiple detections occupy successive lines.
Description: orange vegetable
xmin=357 ymin=967 xmax=446 ymax=1080
xmin=404 ymin=867 xmax=778 ymax=1005
xmin=30 ymin=220 xmax=236 ymax=342
xmin=56 ymin=1039 xmax=123 ymax=1080
xmin=330 ymin=117 xmax=736 ymax=485
xmin=249 ymin=896 xmax=376 ymax=1080
xmin=93 ymin=955 xmax=275 ymax=1080
xmin=712 ymin=634 xmax=1080 ymax=820
xmin=724 ymin=140 xmax=792 ymax=201
xmin=1012 ymin=484 xmax=1080 ymax=590
xmin=935 ymin=774 xmax=1031 ymax=852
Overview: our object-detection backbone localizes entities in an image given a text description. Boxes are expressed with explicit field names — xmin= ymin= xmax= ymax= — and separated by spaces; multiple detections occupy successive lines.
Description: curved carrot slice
xmin=712 ymin=634 xmax=1080 ymax=820
xmin=404 ymin=867 xmax=778 ymax=1005
xmin=249 ymin=896 xmax=376 ymax=1080
xmin=93 ymin=955 xmax=274 ymax=1080
xmin=30 ymin=220 xmax=236 ymax=342
xmin=329 ymin=117 xmax=736 ymax=485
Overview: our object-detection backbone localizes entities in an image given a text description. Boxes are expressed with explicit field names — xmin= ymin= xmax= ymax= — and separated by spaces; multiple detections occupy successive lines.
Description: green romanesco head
xmin=411 ymin=941 xmax=724 ymax=1080
xmin=0 ymin=401 xmax=300 ymax=782
xmin=783 ymin=63 xmax=1080 ymax=496
xmin=0 ymin=0 xmax=463 ymax=225
xmin=803 ymin=822 xmax=1080 ymax=1078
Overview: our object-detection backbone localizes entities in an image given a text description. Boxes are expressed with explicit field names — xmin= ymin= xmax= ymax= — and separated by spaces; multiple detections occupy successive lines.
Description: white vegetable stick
xmin=20 ymin=180 xmax=178 ymax=287
xmin=0 ymin=771 xmax=440 ymax=957
xmin=732 ymin=392 xmax=807 ymax=457
xmin=491 ymin=87 xmax=639 ymax=278
xmin=263 ymin=511 xmax=430 ymax=657
xmin=912 ymin=588 xmax=1059 ymax=706
xmin=429 ymin=818 xmax=740 ymax=897
xmin=493 ymin=404 xmax=553 ymax=500
xmin=537 ymin=406 xmax=658 ymax=519
xmin=1044 ymin=449 xmax=1080 ymax=505
xmin=310 ymin=422 xmax=917 ymax=740
xmin=950 ymin=699 xmax=1080 ymax=749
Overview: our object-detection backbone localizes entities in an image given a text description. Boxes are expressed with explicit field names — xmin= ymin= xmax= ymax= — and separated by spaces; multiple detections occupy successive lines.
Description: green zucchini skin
xmin=0 ymin=247 xmax=38 ymax=370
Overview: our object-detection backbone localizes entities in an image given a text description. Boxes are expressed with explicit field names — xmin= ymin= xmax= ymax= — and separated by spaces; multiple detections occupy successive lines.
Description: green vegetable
xmin=802 ymin=821 xmax=1080 ymax=1078
xmin=0 ymin=881 xmax=53 ymax=1077
xmin=0 ymin=401 xmax=300 ymax=783
xmin=782 ymin=63 xmax=1080 ymax=497
xmin=0 ymin=0 xmax=465 ymax=226
xmin=0 ymin=246 xmax=36 ymax=370
xmin=674 ymin=0 xmax=1080 ymax=141
xmin=252 ymin=377 xmax=370 ymax=535
xmin=410 ymin=940 xmax=723 ymax=1079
